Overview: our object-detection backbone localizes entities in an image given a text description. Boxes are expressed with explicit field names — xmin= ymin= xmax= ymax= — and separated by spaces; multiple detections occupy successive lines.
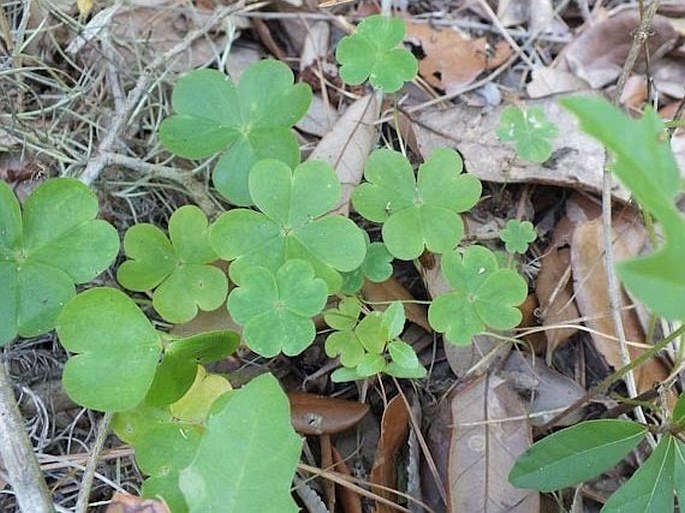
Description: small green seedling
xmin=352 ymin=148 xmax=482 ymax=260
xmin=335 ymin=14 xmax=418 ymax=93
xmin=209 ymin=158 xmax=367 ymax=293
xmin=495 ymin=105 xmax=558 ymax=162
xmin=499 ymin=219 xmax=537 ymax=254
xmin=227 ymin=259 xmax=328 ymax=357
xmin=117 ymin=205 xmax=228 ymax=324
xmin=428 ymin=245 xmax=528 ymax=345
xmin=159 ymin=60 xmax=312 ymax=205
xmin=324 ymin=299 xmax=426 ymax=382
xmin=0 ymin=178 xmax=119 ymax=345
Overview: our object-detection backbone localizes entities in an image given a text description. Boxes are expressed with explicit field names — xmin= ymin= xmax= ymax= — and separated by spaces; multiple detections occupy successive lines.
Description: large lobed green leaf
xmin=352 ymin=148 xmax=481 ymax=260
xmin=159 ymin=61 xmax=312 ymax=205
xmin=0 ymin=178 xmax=119 ymax=346
xmin=180 ymin=373 xmax=302 ymax=513
xmin=210 ymin=159 xmax=366 ymax=293
xmin=117 ymin=205 xmax=228 ymax=324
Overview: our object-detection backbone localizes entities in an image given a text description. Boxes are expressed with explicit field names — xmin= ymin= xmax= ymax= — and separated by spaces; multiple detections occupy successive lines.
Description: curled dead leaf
xmin=288 ymin=392 xmax=369 ymax=435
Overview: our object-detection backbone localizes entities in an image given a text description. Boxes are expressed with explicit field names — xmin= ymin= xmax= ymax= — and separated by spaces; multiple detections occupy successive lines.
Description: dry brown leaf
xmin=308 ymin=94 xmax=380 ymax=216
xmin=362 ymin=278 xmax=431 ymax=333
xmin=526 ymin=66 xmax=590 ymax=98
xmin=331 ymin=445 xmax=363 ymax=513
xmin=300 ymin=21 xmax=330 ymax=71
xmin=497 ymin=0 xmax=555 ymax=33
xmin=404 ymin=21 xmax=512 ymax=95
xmin=535 ymin=216 xmax=580 ymax=358
xmin=501 ymin=351 xmax=585 ymax=427
xmin=105 ymin=493 xmax=170 ymax=513
xmin=570 ymin=218 xmax=670 ymax=395
xmin=413 ymin=98 xmax=631 ymax=201
xmin=370 ymin=394 xmax=410 ymax=513
xmin=449 ymin=375 xmax=538 ymax=512
xmin=619 ymin=75 xmax=648 ymax=110
xmin=297 ymin=95 xmax=339 ymax=138
xmin=69 ymin=1 xmax=231 ymax=72
xmin=560 ymin=10 xmax=678 ymax=88
xmin=288 ymin=392 xmax=369 ymax=435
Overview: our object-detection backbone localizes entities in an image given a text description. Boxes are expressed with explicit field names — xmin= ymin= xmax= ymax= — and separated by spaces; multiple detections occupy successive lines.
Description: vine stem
xmin=0 ymin=356 xmax=53 ymax=512
xmin=74 ymin=411 xmax=113 ymax=513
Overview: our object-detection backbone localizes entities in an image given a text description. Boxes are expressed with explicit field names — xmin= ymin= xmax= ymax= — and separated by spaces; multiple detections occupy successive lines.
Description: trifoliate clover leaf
xmin=335 ymin=15 xmax=418 ymax=93
xmin=386 ymin=340 xmax=426 ymax=379
xmin=226 ymin=259 xmax=328 ymax=357
xmin=159 ymin=60 xmax=312 ymax=205
xmin=56 ymin=288 xmax=162 ymax=411
xmin=210 ymin=159 xmax=366 ymax=293
xmin=0 ymin=178 xmax=119 ymax=346
xmin=428 ymin=246 xmax=528 ymax=345
xmin=117 ymin=205 xmax=228 ymax=324
xmin=324 ymin=297 xmax=362 ymax=331
xmin=352 ymin=148 xmax=481 ymax=260
xmin=499 ymin=220 xmax=537 ymax=254
xmin=495 ymin=105 xmax=558 ymax=162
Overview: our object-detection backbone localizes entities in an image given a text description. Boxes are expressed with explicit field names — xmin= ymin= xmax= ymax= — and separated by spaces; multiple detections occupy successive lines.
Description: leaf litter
xmin=4 ymin=0 xmax=685 ymax=511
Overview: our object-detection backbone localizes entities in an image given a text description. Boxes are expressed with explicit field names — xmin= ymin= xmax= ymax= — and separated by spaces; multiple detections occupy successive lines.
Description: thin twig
xmin=74 ymin=411 xmax=113 ymax=513
xmin=0 ymin=356 xmax=53 ymax=513
xmin=78 ymin=0 xmax=267 ymax=186
xmin=603 ymin=0 xmax=660 ymax=438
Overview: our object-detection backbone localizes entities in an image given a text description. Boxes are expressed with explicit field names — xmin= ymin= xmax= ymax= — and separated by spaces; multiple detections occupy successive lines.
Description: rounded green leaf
xmin=336 ymin=15 xmax=418 ymax=93
xmin=387 ymin=340 xmax=418 ymax=369
xmin=428 ymin=245 xmax=527 ymax=345
xmin=56 ymin=288 xmax=162 ymax=411
xmin=324 ymin=297 xmax=362 ymax=331
xmin=495 ymin=105 xmax=558 ymax=162
xmin=353 ymin=148 xmax=480 ymax=261
xmin=325 ymin=331 xmax=365 ymax=367
xmin=356 ymin=352 xmax=387 ymax=377
xmin=159 ymin=61 xmax=312 ymax=206
xmin=0 ymin=179 xmax=119 ymax=346
xmin=356 ymin=313 xmax=387 ymax=354
xmin=118 ymin=206 xmax=227 ymax=324
xmin=509 ymin=419 xmax=647 ymax=492
xmin=362 ymin=242 xmax=393 ymax=282
xmin=180 ymin=373 xmax=302 ymax=513
xmin=145 ymin=353 xmax=197 ymax=406
xmin=211 ymin=161 xmax=366 ymax=292
xmin=170 ymin=367 xmax=232 ymax=424
xmin=499 ymin=220 xmax=537 ymax=254
xmin=227 ymin=260 xmax=327 ymax=357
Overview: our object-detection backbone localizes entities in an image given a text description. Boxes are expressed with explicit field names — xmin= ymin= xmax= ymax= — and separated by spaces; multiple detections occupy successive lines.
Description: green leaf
xmin=495 ymin=105 xmax=558 ymax=162
xmin=382 ymin=301 xmax=405 ymax=339
xmin=560 ymin=97 xmax=679 ymax=221
xmin=169 ymin=366 xmax=232 ymax=424
xmin=602 ymin=435 xmax=674 ymax=513
xmin=112 ymin=401 xmax=173 ymax=445
xmin=56 ymin=288 xmax=162 ymax=411
xmin=385 ymin=360 xmax=427 ymax=379
xmin=0 ymin=179 xmax=119 ymax=345
xmin=561 ymin=97 xmax=685 ymax=320
xmin=356 ymin=313 xmax=387 ymax=354
xmin=352 ymin=148 xmax=481 ymax=260
xmin=138 ymin=423 xmax=204 ymax=513
xmin=210 ymin=159 xmax=366 ymax=292
xmin=226 ymin=259 xmax=328 ymax=357
xmin=159 ymin=61 xmax=312 ymax=205
xmin=331 ymin=366 xmax=364 ymax=383
xmin=362 ymin=242 xmax=394 ymax=282
xmin=335 ymin=15 xmax=418 ymax=93
xmin=428 ymin=246 xmax=528 ymax=345
xmin=387 ymin=340 xmax=419 ymax=369
xmin=118 ymin=205 xmax=228 ymax=324
xmin=509 ymin=419 xmax=647 ymax=492
xmin=673 ymin=439 xmax=685 ymax=508
xmin=325 ymin=330 xmax=365 ymax=367
xmin=499 ymin=220 xmax=537 ymax=254
xmin=356 ymin=352 xmax=387 ymax=377
xmin=180 ymin=373 xmax=302 ymax=513
xmin=673 ymin=393 xmax=685 ymax=425
xmin=324 ymin=297 xmax=362 ymax=331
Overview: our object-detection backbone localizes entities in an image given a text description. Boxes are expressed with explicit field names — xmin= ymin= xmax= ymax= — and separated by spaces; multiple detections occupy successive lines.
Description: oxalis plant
xmin=0 ymin=12 xmax=681 ymax=513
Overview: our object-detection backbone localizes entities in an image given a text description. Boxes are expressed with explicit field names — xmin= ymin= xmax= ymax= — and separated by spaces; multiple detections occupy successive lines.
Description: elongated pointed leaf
xmin=602 ymin=435 xmax=674 ymax=513
xmin=509 ymin=419 xmax=647 ymax=492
